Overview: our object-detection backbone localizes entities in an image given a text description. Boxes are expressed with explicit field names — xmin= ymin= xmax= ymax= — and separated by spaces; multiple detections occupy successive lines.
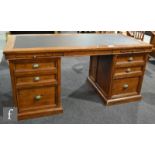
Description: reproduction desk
xmin=3 ymin=34 xmax=152 ymax=120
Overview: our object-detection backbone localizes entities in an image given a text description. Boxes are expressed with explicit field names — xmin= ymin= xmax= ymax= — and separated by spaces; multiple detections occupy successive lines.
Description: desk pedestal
xmin=88 ymin=54 xmax=148 ymax=105
xmin=8 ymin=57 xmax=63 ymax=120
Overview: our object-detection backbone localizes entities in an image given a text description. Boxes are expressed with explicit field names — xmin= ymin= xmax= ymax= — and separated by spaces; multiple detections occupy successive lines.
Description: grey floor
xmin=0 ymin=54 xmax=155 ymax=124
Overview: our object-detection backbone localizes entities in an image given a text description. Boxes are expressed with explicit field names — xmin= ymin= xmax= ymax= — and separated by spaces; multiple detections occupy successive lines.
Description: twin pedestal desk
xmin=4 ymin=34 xmax=152 ymax=120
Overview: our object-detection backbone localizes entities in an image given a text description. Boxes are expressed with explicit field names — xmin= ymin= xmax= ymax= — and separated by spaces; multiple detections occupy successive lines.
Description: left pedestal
xmin=8 ymin=57 xmax=63 ymax=120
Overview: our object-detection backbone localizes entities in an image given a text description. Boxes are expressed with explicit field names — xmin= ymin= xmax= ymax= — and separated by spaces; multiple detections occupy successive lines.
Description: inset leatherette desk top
xmin=4 ymin=34 xmax=152 ymax=59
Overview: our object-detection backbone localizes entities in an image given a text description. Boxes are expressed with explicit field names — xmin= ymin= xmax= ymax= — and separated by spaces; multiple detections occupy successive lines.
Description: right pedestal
xmin=88 ymin=53 xmax=148 ymax=105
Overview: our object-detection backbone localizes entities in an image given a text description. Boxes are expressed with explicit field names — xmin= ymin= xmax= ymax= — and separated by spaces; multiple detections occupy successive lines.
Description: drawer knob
xmin=35 ymin=95 xmax=42 ymax=100
xmin=123 ymin=84 xmax=129 ymax=89
xmin=33 ymin=64 xmax=40 ymax=68
xmin=126 ymin=68 xmax=131 ymax=73
xmin=128 ymin=57 xmax=133 ymax=61
xmin=34 ymin=77 xmax=40 ymax=81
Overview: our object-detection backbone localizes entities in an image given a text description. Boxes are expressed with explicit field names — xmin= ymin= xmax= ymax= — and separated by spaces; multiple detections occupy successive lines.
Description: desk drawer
xmin=112 ymin=77 xmax=140 ymax=98
xmin=18 ymin=86 xmax=57 ymax=112
xmin=114 ymin=66 xmax=143 ymax=79
xmin=116 ymin=54 xmax=145 ymax=67
xmin=16 ymin=74 xmax=56 ymax=84
xmin=14 ymin=59 xmax=57 ymax=72
xmin=117 ymin=54 xmax=145 ymax=63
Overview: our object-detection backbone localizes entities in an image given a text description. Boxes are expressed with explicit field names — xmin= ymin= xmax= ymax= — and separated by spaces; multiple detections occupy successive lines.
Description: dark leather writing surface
xmin=14 ymin=34 xmax=144 ymax=49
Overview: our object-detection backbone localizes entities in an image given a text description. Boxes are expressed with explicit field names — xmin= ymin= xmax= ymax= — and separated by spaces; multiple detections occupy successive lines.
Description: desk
xmin=4 ymin=34 xmax=152 ymax=120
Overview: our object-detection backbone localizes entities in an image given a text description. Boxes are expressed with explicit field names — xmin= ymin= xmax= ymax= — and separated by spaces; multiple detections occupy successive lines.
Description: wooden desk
xmin=3 ymin=34 xmax=152 ymax=120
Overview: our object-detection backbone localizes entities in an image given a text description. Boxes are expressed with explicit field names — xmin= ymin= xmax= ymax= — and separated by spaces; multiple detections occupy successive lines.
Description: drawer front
xmin=116 ymin=54 xmax=145 ymax=63
xmin=114 ymin=66 xmax=143 ymax=79
xmin=16 ymin=74 xmax=56 ymax=84
xmin=18 ymin=86 xmax=57 ymax=112
xmin=115 ymin=66 xmax=142 ymax=74
xmin=15 ymin=59 xmax=57 ymax=72
xmin=112 ymin=77 xmax=140 ymax=98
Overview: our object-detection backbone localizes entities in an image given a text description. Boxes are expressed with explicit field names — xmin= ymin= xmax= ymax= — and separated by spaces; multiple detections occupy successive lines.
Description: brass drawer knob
xmin=34 ymin=95 xmax=42 ymax=100
xmin=128 ymin=57 xmax=133 ymax=61
xmin=126 ymin=68 xmax=131 ymax=73
xmin=123 ymin=84 xmax=129 ymax=89
xmin=33 ymin=63 xmax=40 ymax=68
xmin=34 ymin=77 xmax=40 ymax=81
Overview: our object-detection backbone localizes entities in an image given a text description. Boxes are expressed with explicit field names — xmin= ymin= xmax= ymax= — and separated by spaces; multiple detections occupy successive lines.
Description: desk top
xmin=14 ymin=34 xmax=147 ymax=48
xmin=4 ymin=34 xmax=152 ymax=57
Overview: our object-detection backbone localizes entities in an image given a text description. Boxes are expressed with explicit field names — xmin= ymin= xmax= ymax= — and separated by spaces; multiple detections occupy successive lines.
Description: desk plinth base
xmin=18 ymin=105 xmax=63 ymax=120
xmin=88 ymin=77 xmax=142 ymax=106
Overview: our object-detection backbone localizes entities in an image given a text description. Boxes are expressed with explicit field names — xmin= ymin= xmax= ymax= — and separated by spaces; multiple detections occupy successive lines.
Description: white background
xmin=0 ymin=0 xmax=155 ymax=155
xmin=0 ymin=0 xmax=155 ymax=30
